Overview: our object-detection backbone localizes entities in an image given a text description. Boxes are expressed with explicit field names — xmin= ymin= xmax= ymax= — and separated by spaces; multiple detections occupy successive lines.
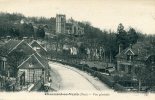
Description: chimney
xmin=129 ymin=44 xmax=132 ymax=49
xmin=119 ymin=44 xmax=123 ymax=54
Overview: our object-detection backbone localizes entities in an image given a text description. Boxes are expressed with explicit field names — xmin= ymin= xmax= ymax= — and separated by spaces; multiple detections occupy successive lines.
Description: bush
xmin=114 ymin=83 xmax=127 ymax=92
xmin=91 ymin=67 xmax=98 ymax=71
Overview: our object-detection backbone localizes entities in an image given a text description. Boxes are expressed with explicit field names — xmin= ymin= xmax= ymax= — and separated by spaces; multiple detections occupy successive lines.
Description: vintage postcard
xmin=0 ymin=0 xmax=155 ymax=100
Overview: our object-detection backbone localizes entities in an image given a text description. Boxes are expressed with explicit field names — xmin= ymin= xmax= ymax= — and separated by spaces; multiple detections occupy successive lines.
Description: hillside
xmin=0 ymin=12 xmax=152 ymax=61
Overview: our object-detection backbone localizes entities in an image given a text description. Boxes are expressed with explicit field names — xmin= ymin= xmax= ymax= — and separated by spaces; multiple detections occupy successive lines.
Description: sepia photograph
xmin=0 ymin=0 xmax=155 ymax=99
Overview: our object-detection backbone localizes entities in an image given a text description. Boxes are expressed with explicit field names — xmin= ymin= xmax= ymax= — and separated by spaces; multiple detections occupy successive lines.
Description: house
xmin=0 ymin=40 xmax=24 ymax=76
xmin=0 ymin=39 xmax=50 ymax=89
xmin=17 ymin=53 xmax=49 ymax=84
xmin=70 ymin=46 xmax=78 ymax=55
xmin=20 ymin=19 xmax=34 ymax=25
xmin=0 ymin=37 xmax=10 ymax=45
xmin=116 ymin=42 xmax=155 ymax=76
xmin=86 ymin=46 xmax=104 ymax=61
xmin=0 ymin=40 xmax=5 ymax=48
xmin=29 ymin=40 xmax=48 ymax=58
xmin=62 ymin=43 xmax=79 ymax=56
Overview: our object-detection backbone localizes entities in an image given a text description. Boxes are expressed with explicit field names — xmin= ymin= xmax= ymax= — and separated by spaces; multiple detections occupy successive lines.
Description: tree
xmin=15 ymin=23 xmax=34 ymax=37
xmin=117 ymin=23 xmax=125 ymax=34
xmin=79 ymin=43 xmax=87 ymax=59
xmin=7 ymin=50 xmax=26 ymax=77
xmin=116 ymin=23 xmax=129 ymax=49
xmin=55 ymin=34 xmax=66 ymax=52
xmin=36 ymin=25 xmax=45 ymax=38
xmin=9 ymin=28 xmax=20 ymax=37
xmin=135 ymin=66 xmax=150 ymax=91
xmin=128 ymin=27 xmax=138 ymax=44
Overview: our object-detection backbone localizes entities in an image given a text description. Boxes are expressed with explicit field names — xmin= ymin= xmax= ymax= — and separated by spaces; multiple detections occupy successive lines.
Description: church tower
xmin=56 ymin=14 xmax=66 ymax=34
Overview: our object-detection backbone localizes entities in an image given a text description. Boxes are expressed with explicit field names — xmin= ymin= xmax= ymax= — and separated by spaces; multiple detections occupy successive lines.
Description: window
xmin=152 ymin=66 xmax=155 ymax=71
xmin=35 ymin=69 xmax=42 ymax=81
xmin=29 ymin=63 xmax=33 ymax=68
xmin=2 ymin=61 xmax=5 ymax=70
xmin=28 ymin=69 xmax=35 ymax=83
xmin=27 ymin=69 xmax=43 ymax=83
xmin=127 ymin=55 xmax=133 ymax=61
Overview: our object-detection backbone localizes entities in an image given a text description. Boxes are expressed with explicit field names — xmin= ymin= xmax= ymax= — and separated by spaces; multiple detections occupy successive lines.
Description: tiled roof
xmin=30 ymin=40 xmax=47 ymax=51
xmin=34 ymin=53 xmax=49 ymax=69
xmin=0 ymin=40 xmax=36 ymax=58
xmin=0 ymin=40 xmax=23 ymax=56
xmin=116 ymin=42 xmax=155 ymax=61
xmin=0 ymin=39 xmax=49 ymax=70
xmin=17 ymin=51 xmax=49 ymax=69
xmin=16 ymin=41 xmax=36 ymax=56
xmin=18 ymin=54 xmax=45 ymax=69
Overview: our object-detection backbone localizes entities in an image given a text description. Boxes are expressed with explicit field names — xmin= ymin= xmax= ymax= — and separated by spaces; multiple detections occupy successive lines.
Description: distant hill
xmin=0 ymin=12 xmax=149 ymax=60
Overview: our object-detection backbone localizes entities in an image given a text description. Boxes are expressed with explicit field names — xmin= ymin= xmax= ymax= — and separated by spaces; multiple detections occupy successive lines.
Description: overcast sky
xmin=0 ymin=0 xmax=155 ymax=34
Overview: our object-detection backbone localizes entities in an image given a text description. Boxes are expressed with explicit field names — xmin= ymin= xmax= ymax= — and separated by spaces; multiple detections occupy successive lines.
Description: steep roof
xmin=18 ymin=53 xmax=47 ymax=69
xmin=0 ymin=39 xmax=49 ymax=70
xmin=33 ymin=53 xmax=49 ymax=69
xmin=0 ymin=40 xmax=23 ymax=56
xmin=15 ymin=41 xmax=36 ymax=56
xmin=0 ymin=39 xmax=5 ymax=46
xmin=0 ymin=40 xmax=36 ymax=57
xmin=29 ymin=40 xmax=47 ymax=51
xmin=116 ymin=42 xmax=155 ymax=61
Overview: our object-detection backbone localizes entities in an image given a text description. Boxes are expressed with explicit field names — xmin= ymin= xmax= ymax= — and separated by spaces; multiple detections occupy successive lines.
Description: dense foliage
xmin=0 ymin=12 xmax=154 ymax=60
xmin=0 ymin=12 xmax=46 ymax=39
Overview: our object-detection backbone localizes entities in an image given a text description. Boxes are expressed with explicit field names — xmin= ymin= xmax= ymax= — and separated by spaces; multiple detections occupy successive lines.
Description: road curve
xmin=49 ymin=62 xmax=97 ymax=91
xmin=49 ymin=61 xmax=113 ymax=92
